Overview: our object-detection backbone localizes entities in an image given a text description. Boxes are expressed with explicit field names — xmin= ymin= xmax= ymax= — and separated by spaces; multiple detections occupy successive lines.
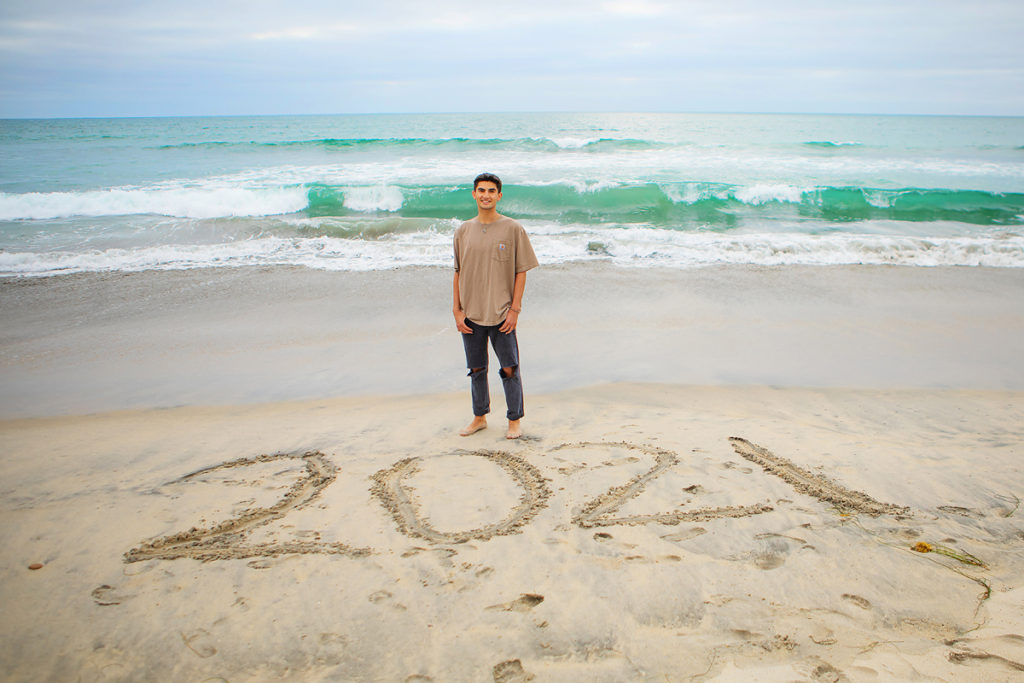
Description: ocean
xmin=1 ymin=112 xmax=1023 ymax=276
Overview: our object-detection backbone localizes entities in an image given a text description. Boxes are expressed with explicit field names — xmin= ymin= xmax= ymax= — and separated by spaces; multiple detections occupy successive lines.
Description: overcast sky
xmin=1 ymin=0 xmax=1022 ymax=118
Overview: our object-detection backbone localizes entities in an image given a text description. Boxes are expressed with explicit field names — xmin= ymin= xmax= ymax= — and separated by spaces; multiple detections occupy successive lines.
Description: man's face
xmin=472 ymin=181 xmax=502 ymax=210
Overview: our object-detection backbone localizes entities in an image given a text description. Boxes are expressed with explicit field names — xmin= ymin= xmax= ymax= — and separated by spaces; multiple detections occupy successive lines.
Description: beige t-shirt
xmin=454 ymin=216 xmax=539 ymax=326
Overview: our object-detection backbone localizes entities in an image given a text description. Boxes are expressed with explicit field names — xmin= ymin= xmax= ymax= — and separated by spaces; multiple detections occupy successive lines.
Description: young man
xmin=453 ymin=173 xmax=539 ymax=439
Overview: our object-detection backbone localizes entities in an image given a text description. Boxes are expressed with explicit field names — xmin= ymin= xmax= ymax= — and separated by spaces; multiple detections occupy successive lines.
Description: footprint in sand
xmin=809 ymin=625 xmax=838 ymax=646
xmin=811 ymin=662 xmax=844 ymax=682
xmin=751 ymin=537 xmax=792 ymax=570
xmin=246 ymin=558 xmax=279 ymax=569
xmin=369 ymin=590 xmax=408 ymax=611
xmin=842 ymin=593 xmax=872 ymax=610
xmin=719 ymin=461 xmax=753 ymax=474
xmin=493 ymin=659 xmax=535 ymax=682
xmin=887 ymin=527 xmax=923 ymax=541
xmin=486 ymin=594 xmax=544 ymax=613
xmin=181 ymin=628 xmax=217 ymax=658
xmin=662 ymin=527 xmax=707 ymax=543
xmin=91 ymin=584 xmax=131 ymax=606
xmin=725 ymin=533 xmax=809 ymax=570
xmin=938 ymin=505 xmax=983 ymax=518
xmin=947 ymin=649 xmax=1024 ymax=672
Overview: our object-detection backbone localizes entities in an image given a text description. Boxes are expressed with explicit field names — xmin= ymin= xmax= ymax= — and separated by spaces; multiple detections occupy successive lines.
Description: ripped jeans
xmin=461 ymin=318 xmax=524 ymax=421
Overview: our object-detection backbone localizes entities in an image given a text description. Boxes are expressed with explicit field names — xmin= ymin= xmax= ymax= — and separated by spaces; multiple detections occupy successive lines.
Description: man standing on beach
xmin=453 ymin=173 xmax=539 ymax=439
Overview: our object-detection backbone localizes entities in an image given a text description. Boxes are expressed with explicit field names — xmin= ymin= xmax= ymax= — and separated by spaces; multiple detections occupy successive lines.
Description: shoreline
xmin=2 ymin=262 xmax=1023 ymax=419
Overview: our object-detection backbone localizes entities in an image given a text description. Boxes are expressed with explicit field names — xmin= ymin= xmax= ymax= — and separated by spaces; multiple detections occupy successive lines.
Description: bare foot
xmin=506 ymin=419 xmax=522 ymax=440
xmin=460 ymin=416 xmax=487 ymax=436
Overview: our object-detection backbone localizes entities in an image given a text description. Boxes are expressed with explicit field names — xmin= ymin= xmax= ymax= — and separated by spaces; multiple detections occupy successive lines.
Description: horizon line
xmin=3 ymin=109 xmax=1023 ymax=121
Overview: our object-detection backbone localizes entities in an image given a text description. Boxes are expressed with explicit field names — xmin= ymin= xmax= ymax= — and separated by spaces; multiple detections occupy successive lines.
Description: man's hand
xmin=454 ymin=309 xmax=473 ymax=334
xmin=499 ymin=309 xmax=519 ymax=334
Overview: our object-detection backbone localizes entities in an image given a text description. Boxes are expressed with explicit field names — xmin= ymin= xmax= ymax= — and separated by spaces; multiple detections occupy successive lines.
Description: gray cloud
xmin=1 ymin=0 xmax=1022 ymax=116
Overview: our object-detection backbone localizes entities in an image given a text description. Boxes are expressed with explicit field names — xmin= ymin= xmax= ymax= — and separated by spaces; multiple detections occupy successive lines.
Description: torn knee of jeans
xmin=467 ymin=367 xmax=486 ymax=377
xmin=500 ymin=365 xmax=519 ymax=379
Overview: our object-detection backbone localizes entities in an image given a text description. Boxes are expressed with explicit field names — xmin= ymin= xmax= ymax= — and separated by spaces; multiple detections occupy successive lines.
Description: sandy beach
xmin=2 ymin=264 xmax=1023 ymax=681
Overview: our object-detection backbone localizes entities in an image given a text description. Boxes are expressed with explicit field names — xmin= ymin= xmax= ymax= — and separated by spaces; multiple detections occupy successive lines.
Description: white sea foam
xmin=806 ymin=140 xmax=862 ymax=147
xmin=565 ymin=179 xmax=622 ymax=194
xmin=4 ymin=228 xmax=1022 ymax=277
xmin=80 ymin=144 xmax=1017 ymax=208
xmin=0 ymin=185 xmax=308 ymax=220
xmin=580 ymin=228 xmax=1024 ymax=268
xmin=661 ymin=184 xmax=716 ymax=204
xmin=863 ymin=188 xmax=897 ymax=208
xmin=0 ymin=233 xmax=450 ymax=276
xmin=732 ymin=184 xmax=808 ymax=205
xmin=342 ymin=185 xmax=404 ymax=212
xmin=545 ymin=137 xmax=601 ymax=149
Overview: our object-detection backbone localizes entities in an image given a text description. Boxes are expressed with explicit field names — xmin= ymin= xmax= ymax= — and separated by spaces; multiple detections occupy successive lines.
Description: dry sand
xmin=2 ymin=385 xmax=1023 ymax=681
xmin=1 ymin=264 xmax=1023 ymax=681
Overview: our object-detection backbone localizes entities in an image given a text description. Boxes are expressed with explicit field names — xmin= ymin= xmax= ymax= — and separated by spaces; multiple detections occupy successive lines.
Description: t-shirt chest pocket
xmin=493 ymin=240 xmax=511 ymax=262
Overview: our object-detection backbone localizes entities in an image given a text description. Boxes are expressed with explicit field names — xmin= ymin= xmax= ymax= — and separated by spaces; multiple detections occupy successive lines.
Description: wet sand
xmin=1 ymin=263 xmax=1023 ymax=418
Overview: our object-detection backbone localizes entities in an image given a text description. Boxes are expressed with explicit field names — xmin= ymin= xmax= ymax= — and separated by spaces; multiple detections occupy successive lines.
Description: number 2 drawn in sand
xmin=124 ymin=451 xmax=371 ymax=563
xmin=557 ymin=441 xmax=774 ymax=528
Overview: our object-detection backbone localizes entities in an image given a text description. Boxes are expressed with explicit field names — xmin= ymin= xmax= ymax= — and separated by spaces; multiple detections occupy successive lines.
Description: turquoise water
xmin=1 ymin=113 xmax=1023 ymax=275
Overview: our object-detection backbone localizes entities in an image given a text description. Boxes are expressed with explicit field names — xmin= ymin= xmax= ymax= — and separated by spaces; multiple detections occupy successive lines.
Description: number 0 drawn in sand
xmin=371 ymin=451 xmax=552 ymax=544
xmin=729 ymin=437 xmax=909 ymax=516
xmin=125 ymin=452 xmax=371 ymax=563
xmin=558 ymin=442 xmax=773 ymax=528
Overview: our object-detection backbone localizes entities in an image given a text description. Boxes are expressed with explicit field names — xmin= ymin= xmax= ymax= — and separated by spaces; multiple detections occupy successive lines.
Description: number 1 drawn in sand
xmin=560 ymin=442 xmax=774 ymax=528
xmin=729 ymin=437 xmax=909 ymax=517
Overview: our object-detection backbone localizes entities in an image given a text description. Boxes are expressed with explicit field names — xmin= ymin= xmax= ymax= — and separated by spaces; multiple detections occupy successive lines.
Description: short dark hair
xmin=473 ymin=172 xmax=502 ymax=192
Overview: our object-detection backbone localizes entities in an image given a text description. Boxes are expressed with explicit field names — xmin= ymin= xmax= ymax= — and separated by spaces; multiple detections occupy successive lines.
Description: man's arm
xmin=453 ymin=271 xmax=473 ymax=333
xmin=499 ymin=270 xmax=527 ymax=334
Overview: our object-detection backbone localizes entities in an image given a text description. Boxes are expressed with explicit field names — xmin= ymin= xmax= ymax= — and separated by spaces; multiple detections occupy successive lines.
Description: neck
xmin=477 ymin=208 xmax=501 ymax=224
